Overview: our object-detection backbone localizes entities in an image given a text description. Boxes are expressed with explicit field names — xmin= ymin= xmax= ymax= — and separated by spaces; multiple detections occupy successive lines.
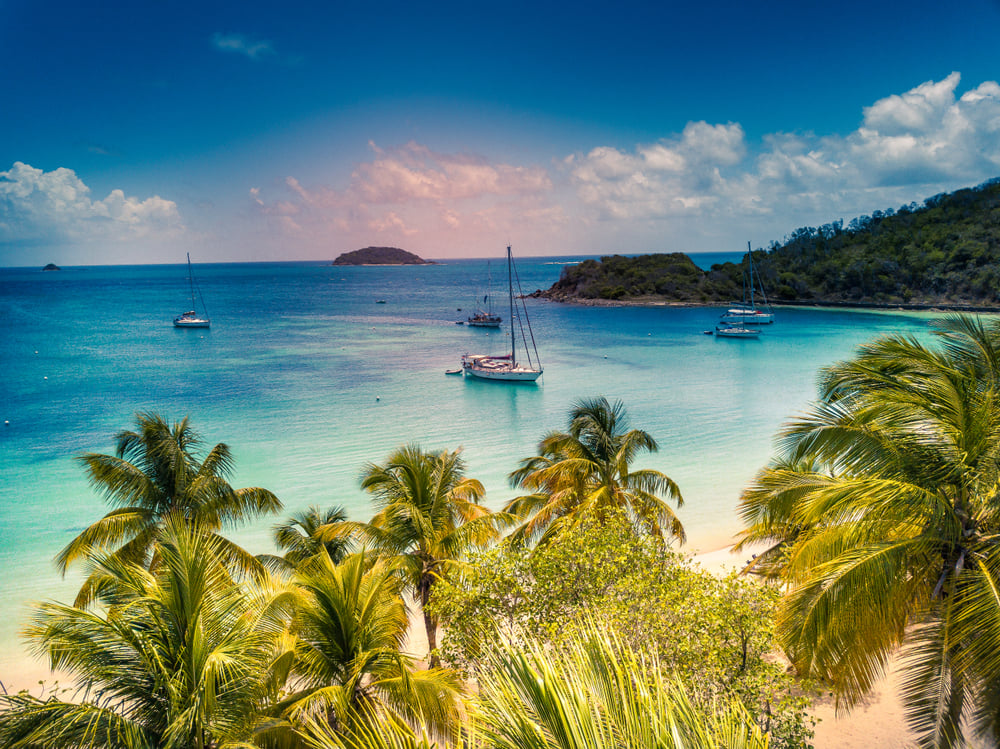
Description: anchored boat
xmin=462 ymin=245 xmax=542 ymax=382
xmin=173 ymin=253 xmax=210 ymax=328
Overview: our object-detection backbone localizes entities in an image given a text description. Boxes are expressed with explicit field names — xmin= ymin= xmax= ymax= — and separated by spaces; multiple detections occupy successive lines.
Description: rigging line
xmin=196 ymin=279 xmax=209 ymax=319
xmin=512 ymin=252 xmax=541 ymax=368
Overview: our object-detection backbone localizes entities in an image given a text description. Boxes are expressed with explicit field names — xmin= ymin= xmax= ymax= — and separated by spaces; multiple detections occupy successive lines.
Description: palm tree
xmin=733 ymin=455 xmax=826 ymax=579
xmin=738 ymin=315 xmax=1000 ymax=747
xmin=274 ymin=550 xmax=462 ymax=741
xmin=302 ymin=621 xmax=770 ymax=749
xmin=506 ymin=396 xmax=684 ymax=546
xmin=261 ymin=505 xmax=352 ymax=574
xmin=59 ymin=411 xmax=282 ymax=606
xmin=350 ymin=445 xmax=509 ymax=665
xmin=0 ymin=515 xmax=294 ymax=749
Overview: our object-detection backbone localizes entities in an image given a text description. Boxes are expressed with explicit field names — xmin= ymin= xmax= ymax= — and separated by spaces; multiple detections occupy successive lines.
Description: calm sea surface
xmin=0 ymin=252 xmax=939 ymax=682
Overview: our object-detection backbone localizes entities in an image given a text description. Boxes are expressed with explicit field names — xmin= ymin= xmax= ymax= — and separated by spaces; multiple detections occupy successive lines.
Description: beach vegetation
xmin=430 ymin=510 xmax=813 ymax=747
xmin=56 ymin=411 xmax=282 ymax=607
xmin=2 ymin=404 xmax=823 ymax=748
xmin=261 ymin=504 xmax=352 ymax=574
xmin=541 ymin=177 xmax=1000 ymax=308
xmin=305 ymin=620 xmax=773 ymax=749
xmin=343 ymin=445 xmax=511 ymax=666
xmin=270 ymin=550 xmax=463 ymax=744
xmin=0 ymin=516 xmax=294 ymax=749
xmin=505 ymin=396 xmax=684 ymax=546
xmin=739 ymin=314 xmax=1000 ymax=747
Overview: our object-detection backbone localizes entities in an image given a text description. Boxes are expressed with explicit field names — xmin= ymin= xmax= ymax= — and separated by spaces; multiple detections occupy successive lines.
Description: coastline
xmin=532 ymin=292 xmax=1000 ymax=314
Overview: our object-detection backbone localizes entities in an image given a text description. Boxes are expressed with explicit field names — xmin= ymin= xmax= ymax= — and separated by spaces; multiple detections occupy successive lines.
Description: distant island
xmin=332 ymin=247 xmax=433 ymax=265
xmin=42 ymin=263 xmax=61 ymax=271
xmin=538 ymin=177 xmax=1000 ymax=309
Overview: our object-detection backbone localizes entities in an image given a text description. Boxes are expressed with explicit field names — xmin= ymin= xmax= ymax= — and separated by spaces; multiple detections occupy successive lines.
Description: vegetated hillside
xmin=542 ymin=253 xmax=743 ymax=303
xmin=544 ymin=178 xmax=1000 ymax=307
xmin=332 ymin=247 xmax=432 ymax=265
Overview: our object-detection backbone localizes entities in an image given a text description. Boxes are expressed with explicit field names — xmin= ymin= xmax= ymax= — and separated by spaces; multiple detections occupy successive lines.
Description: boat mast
xmin=186 ymin=252 xmax=197 ymax=310
xmin=747 ymin=241 xmax=755 ymax=309
xmin=486 ymin=261 xmax=492 ymax=315
xmin=507 ymin=245 xmax=516 ymax=362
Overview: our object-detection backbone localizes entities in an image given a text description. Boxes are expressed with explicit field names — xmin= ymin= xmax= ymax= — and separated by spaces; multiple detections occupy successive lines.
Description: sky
xmin=1 ymin=0 xmax=999 ymax=265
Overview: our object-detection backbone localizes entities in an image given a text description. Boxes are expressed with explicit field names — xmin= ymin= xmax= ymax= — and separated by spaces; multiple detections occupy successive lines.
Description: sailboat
xmin=719 ymin=242 xmax=774 ymax=325
xmin=173 ymin=253 xmax=211 ymax=328
xmin=467 ymin=261 xmax=502 ymax=327
xmin=461 ymin=245 xmax=543 ymax=382
xmin=714 ymin=317 xmax=761 ymax=338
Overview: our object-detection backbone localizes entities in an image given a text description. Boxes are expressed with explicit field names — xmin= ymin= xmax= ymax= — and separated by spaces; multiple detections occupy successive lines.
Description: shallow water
xmin=0 ymin=253 xmax=937 ymax=681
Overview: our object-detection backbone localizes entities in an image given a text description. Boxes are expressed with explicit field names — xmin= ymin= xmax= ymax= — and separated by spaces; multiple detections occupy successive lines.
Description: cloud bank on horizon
xmin=0 ymin=162 xmax=183 ymax=249
xmin=242 ymin=72 xmax=1000 ymax=257
xmin=3 ymin=73 xmax=999 ymax=264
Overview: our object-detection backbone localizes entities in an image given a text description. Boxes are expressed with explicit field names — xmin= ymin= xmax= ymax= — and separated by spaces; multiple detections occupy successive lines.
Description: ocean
xmin=0 ymin=252 xmax=936 ymax=685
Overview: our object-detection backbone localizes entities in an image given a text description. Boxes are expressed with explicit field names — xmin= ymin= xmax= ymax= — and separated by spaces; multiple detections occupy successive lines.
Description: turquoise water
xmin=0 ymin=254 xmax=935 ymax=683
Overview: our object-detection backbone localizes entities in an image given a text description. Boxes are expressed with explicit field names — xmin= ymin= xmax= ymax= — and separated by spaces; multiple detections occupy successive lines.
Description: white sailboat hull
xmin=459 ymin=245 xmax=543 ymax=383
xmin=462 ymin=354 xmax=542 ymax=381
xmin=715 ymin=325 xmax=760 ymax=338
xmin=467 ymin=316 xmax=501 ymax=328
xmin=720 ymin=308 xmax=773 ymax=324
xmin=174 ymin=311 xmax=210 ymax=328
xmin=464 ymin=365 xmax=542 ymax=381
xmin=175 ymin=253 xmax=210 ymax=328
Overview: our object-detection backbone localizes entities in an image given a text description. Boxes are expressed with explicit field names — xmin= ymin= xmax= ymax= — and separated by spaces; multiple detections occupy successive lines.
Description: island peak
xmin=332 ymin=247 xmax=433 ymax=265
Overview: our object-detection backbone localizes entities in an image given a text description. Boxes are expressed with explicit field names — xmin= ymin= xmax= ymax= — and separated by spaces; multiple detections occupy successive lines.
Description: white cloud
xmin=564 ymin=74 xmax=1000 ymax=239
xmin=567 ymin=123 xmax=746 ymax=220
xmin=0 ymin=162 xmax=183 ymax=244
xmin=211 ymin=32 xmax=276 ymax=60
xmin=680 ymin=122 xmax=746 ymax=165
xmin=862 ymin=72 xmax=961 ymax=136
xmin=249 ymin=73 xmax=1000 ymax=256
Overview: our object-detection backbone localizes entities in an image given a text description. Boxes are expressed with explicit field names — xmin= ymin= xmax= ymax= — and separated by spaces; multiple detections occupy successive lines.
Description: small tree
xmin=59 ymin=412 xmax=282 ymax=606
xmin=430 ymin=511 xmax=813 ymax=748
xmin=506 ymin=397 xmax=684 ymax=546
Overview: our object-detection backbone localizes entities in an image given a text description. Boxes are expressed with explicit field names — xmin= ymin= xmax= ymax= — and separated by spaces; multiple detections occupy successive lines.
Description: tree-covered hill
xmin=542 ymin=178 xmax=1000 ymax=307
xmin=333 ymin=246 xmax=432 ymax=265
xmin=540 ymin=253 xmax=742 ymax=304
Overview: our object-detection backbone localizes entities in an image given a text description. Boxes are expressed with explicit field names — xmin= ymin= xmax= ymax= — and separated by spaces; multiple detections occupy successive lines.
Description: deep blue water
xmin=0 ymin=253 xmax=937 ymax=682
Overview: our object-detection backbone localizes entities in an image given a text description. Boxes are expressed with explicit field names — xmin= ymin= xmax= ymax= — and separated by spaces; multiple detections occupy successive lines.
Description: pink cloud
xmin=251 ymin=141 xmax=563 ymax=256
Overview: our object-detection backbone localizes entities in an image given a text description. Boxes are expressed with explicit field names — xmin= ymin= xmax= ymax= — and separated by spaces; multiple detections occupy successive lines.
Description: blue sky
xmin=2 ymin=0 xmax=999 ymax=265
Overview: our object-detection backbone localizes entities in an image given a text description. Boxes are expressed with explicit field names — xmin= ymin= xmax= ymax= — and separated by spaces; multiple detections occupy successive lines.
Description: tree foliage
xmin=260 ymin=505 xmax=352 ymax=575
xmin=304 ymin=621 xmax=773 ymax=749
xmin=272 ymin=551 xmax=463 ymax=743
xmin=59 ymin=411 xmax=282 ymax=607
xmin=738 ymin=314 xmax=1000 ymax=748
xmin=506 ymin=396 xmax=683 ymax=546
xmin=0 ymin=516 xmax=294 ymax=749
xmin=429 ymin=512 xmax=813 ymax=748
xmin=543 ymin=178 xmax=1000 ymax=306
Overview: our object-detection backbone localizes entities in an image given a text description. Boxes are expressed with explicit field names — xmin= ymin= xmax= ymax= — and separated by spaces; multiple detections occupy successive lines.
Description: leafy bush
xmin=429 ymin=512 xmax=815 ymax=748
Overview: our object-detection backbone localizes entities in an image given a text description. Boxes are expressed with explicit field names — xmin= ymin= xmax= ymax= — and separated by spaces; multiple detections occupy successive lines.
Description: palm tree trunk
xmin=419 ymin=575 xmax=439 ymax=667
